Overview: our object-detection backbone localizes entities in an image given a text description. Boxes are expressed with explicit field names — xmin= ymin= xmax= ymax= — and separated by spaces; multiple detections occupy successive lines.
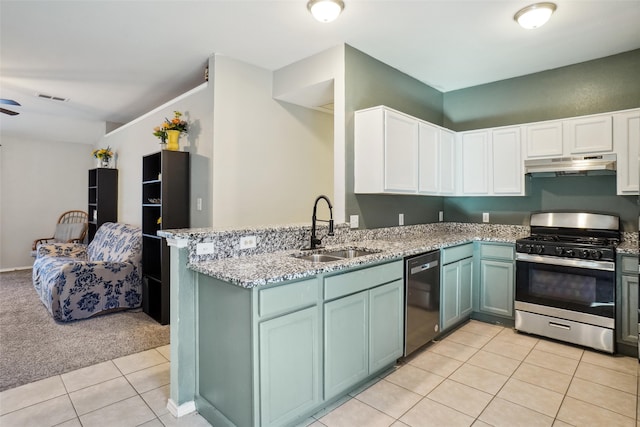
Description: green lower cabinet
xmin=616 ymin=255 xmax=639 ymax=355
xmin=324 ymin=291 xmax=368 ymax=400
xmin=479 ymin=259 xmax=514 ymax=317
xmin=369 ymin=280 xmax=404 ymax=372
xmin=259 ymin=306 xmax=320 ymax=427
xmin=441 ymin=256 xmax=473 ymax=331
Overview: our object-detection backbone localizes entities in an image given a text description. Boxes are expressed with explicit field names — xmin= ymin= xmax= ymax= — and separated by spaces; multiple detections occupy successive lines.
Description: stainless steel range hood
xmin=525 ymin=154 xmax=616 ymax=177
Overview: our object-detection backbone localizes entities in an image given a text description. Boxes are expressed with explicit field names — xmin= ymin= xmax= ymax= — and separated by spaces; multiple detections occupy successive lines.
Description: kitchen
xmin=156 ymin=46 xmax=639 ymax=425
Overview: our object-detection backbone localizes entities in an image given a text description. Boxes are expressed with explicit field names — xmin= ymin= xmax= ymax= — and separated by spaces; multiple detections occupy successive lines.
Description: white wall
xmin=0 ymin=136 xmax=93 ymax=269
xmin=212 ymin=55 xmax=334 ymax=227
xmin=97 ymin=81 xmax=214 ymax=228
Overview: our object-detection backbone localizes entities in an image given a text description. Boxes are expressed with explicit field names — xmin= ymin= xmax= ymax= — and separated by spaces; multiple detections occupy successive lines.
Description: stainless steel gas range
xmin=514 ymin=212 xmax=620 ymax=353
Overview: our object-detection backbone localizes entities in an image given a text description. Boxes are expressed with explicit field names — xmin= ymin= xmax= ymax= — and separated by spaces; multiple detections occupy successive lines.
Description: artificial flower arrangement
xmin=153 ymin=111 xmax=188 ymax=143
xmin=92 ymin=146 xmax=113 ymax=160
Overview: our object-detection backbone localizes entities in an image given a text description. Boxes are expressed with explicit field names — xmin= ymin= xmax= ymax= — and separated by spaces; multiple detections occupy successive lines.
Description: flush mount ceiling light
xmin=307 ymin=0 xmax=344 ymax=23
xmin=514 ymin=2 xmax=557 ymax=29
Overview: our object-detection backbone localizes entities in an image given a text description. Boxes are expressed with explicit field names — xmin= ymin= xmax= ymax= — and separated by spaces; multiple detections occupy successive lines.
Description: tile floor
xmin=1 ymin=320 xmax=638 ymax=426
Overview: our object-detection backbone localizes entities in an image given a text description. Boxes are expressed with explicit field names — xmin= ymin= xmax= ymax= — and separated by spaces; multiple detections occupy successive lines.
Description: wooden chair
xmin=32 ymin=210 xmax=89 ymax=250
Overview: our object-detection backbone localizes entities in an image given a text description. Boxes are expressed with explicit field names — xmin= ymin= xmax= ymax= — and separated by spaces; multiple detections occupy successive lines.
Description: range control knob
xmin=554 ymin=247 xmax=564 ymax=256
xmin=591 ymin=250 xmax=603 ymax=260
xmin=564 ymin=249 xmax=574 ymax=257
xmin=535 ymin=245 xmax=544 ymax=254
xmin=579 ymin=249 xmax=590 ymax=259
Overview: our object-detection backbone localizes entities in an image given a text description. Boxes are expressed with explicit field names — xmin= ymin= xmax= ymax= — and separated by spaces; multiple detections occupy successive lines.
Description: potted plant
xmin=92 ymin=146 xmax=114 ymax=168
xmin=153 ymin=111 xmax=188 ymax=150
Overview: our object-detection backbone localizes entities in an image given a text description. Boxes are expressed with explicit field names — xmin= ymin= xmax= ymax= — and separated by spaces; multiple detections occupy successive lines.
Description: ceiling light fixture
xmin=307 ymin=0 xmax=344 ymax=23
xmin=514 ymin=2 xmax=557 ymax=29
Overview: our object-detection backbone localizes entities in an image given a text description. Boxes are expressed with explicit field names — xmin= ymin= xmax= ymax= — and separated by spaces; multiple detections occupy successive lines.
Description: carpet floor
xmin=0 ymin=269 xmax=170 ymax=392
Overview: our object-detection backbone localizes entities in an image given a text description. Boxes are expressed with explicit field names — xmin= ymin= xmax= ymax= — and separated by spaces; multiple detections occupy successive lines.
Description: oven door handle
xmin=515 ymin=253 xmax=615 ymax=272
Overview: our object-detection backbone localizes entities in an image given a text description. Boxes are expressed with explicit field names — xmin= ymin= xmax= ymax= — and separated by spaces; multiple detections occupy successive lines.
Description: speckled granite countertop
xmin=188 ymin=229 xmax=527 ymax=289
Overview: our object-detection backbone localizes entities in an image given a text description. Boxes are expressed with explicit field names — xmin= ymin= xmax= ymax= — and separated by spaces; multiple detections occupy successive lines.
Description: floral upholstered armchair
xmin=32 ymin=222 xmax=143 ymax=322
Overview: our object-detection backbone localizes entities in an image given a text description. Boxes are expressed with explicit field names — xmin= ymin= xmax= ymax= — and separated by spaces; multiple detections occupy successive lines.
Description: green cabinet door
xmin=324 ymin=291 xmax=368 ymax=400
xmin=259 ymin=306 xmax=320 ymax=427
xmin=618 ymin=274 xmax=639 ymax=344
xmin=441 ymin=262 xmax=460 ymax=331
xmin=459 ymin=257 xmax=473 ymax=318
xmin=479 ymin=259 xmax=514 ymax=317
xmin=369 ymin=280 xmax=404 ymax=373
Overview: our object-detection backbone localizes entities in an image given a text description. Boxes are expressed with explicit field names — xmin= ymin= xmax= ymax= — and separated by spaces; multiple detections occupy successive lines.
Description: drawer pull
xmin=549 ymin=321 xmax=571 ymax=330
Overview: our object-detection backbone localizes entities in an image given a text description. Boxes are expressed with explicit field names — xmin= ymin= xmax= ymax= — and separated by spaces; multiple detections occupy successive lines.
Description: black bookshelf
xmin=141 ymin=150 xmax=189 ymax=325
xmin=87 ymin=168 xmax=118 ymax=243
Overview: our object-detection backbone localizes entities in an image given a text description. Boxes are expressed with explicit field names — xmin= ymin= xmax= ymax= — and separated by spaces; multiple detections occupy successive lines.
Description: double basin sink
xmin=292 ymin=247 xmax=381 ymax=263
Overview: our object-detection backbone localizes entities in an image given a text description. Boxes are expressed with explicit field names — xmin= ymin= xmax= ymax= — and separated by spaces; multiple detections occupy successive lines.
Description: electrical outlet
xmin=439 ymin=211 xmax=443 ymax=222
xmin=196 ymin=197 xmax=203 ymax=211
xmin=399 ymin=213 xmax=404 ymax=226
xmin=350 ymin=215 xmax=359 ymax=229
xmin=240 ymin=235 xmax=257 ymax=250
xmin=482 ymin=212 xmax=490 ymax=223
xmin=196 ymin=242 xmax=215 ymax=255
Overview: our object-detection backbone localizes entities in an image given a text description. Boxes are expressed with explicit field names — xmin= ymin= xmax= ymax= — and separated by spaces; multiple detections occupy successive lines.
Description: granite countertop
xmin=617 ymin=240 xmax=639 ymax=256
xmin=188 ymin=229 xmax=527 ymax=289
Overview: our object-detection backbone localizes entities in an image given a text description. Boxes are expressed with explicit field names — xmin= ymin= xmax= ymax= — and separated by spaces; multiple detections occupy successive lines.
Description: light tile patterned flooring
xmin=1 ymin=320 xmax=638 ymax=426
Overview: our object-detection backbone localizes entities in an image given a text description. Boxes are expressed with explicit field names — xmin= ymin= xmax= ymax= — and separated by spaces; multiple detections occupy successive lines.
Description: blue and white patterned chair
xmin=32 ymin=222 xmax=143 ymax=322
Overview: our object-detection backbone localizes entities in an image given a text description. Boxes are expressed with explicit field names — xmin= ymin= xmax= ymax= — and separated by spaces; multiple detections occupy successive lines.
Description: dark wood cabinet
xmin=142 ymin=150 xmax=189 ymax=325
xmin=88 ymin=168 xmax=118 ymax=243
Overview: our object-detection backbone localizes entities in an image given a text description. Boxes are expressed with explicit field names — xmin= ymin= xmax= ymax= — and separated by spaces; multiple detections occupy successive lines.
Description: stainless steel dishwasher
xmin=404 ymin=250 xmax=440 ymax=356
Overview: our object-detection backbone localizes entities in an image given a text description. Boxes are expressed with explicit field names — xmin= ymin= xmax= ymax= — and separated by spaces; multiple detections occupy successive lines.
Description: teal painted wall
xmin=344 ymin=45 xmax=445 ymax=229
xmin=445 ymin=175 xmax=638 ymax=232
xmin=443 ymin=49 xmax=640 ymax=131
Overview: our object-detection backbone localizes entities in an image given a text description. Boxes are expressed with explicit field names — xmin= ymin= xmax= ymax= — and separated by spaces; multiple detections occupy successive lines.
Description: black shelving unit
xmin=88 ymin=168 xmax=118 ymax=243
xmin=142 ymin=150 xmax=189 ymax=325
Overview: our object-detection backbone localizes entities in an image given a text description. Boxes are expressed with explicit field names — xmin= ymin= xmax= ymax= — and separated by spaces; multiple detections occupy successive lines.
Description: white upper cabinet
xmin=354 ymin=106 xmax=418 ymax=194
xmin=384 ymin=110 xmax=419 ymax=192
xmin=458 ymin=127 xmax=524 ymax=197
xmin=614 ymin=109 xmax=640 ymax=195
xmin=523 ymin=121 xmax=563 ymax=158
xmin=418 ymin=124 xmax=456 ymax=195
xmin=439 ymin=129 xmax=456 ymax=195
xmin=492 ymin=127 xmax=523 ymax=195
xmin=418 ymin=122 xmax=439 ymax=194
xmin=563 ymin=114 xmax=613 ymax=154
xmin=460 ymin=130 xmax=490 ymax=195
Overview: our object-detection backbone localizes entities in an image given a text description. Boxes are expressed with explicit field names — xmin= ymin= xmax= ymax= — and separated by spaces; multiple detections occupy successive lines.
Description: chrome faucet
xmin=310 ymin=195 xmax=334 ymax=249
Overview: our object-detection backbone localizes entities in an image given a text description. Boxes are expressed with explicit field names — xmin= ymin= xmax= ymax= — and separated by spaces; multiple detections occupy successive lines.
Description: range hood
xmin=525 ymin=154 xmax=617 ymax=177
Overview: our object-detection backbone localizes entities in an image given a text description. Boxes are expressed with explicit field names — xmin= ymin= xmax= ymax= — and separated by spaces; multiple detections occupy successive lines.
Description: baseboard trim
xmin=0 ymin=266 xmax=32 ymax=273
xmin=167 ymin=399 xmax=196 ymax=418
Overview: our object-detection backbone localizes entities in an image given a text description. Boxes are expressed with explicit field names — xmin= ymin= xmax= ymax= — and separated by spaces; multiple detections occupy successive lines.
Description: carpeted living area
xmin=0 ymin=269 xmax=170 ymax=392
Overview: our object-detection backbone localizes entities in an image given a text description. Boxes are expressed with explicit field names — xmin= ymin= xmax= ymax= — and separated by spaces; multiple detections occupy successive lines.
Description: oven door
xmin=516 ymin=253 xmax=615 ymax=319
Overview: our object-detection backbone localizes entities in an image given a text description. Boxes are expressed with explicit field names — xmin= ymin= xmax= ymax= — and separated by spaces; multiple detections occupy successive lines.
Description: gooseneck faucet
xmin=310 ymin=195 xmax=334 ymax=249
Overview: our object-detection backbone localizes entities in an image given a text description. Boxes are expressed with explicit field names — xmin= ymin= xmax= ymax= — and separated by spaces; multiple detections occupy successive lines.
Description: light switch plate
xmin=196 ymin=242 xmax=215 ymax=255
xmin=350 ymin=215 xmax=359 ymax=229
xmin=482 ymin=212 xmax=490 ymax=223
xmin=399 ymin=213 xmax=404 ymax=226
xmin=439 ymin=211 xmax=443 ymax=222
xmin=240 ymin=235 xmax=257 ymax=250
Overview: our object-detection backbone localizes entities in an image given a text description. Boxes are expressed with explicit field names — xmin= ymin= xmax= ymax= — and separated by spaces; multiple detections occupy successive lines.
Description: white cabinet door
xmin=384 ymin=110 xmax=419 ymax=192
xmin=524 ymin=121 xmax=563 ymax=158
xmin=418 ymin=122 xmax=439 ymax=194
xmin=564 ymin=114 xmax=613 ymax=154
xmin=492 ymin=127 xmax=523 ymax=195
xmin=439 ymin=129 xmax=456 ymax=194
xmin=461 ymin=131 xmax=490 ymax=195
xmin=614 ymin=109 xmax=640 ymax=195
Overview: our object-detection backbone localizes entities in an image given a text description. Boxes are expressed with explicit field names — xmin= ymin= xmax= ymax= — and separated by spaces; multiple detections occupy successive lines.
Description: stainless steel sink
xmin=322 ymin=249 xmax=379 ymax=259
xmin=291 ymin=247 xmax=381 ymax=263
xmin=293 ymin=253 xmax=344 ymax=263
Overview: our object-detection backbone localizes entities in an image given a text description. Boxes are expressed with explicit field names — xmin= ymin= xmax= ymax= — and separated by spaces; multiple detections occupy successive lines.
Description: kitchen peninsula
xmin=159 ymin=222 xmax=638 ymax=427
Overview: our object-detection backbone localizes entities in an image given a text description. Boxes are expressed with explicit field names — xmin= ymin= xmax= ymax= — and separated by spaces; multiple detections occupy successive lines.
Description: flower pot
xmin=166 ymin=130 xmax=181 ymax=151
xmin=98 ymin=157 xmax=110 ymax=168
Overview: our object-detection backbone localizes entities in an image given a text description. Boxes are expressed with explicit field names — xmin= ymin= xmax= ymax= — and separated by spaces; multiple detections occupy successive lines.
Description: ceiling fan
xmin=1 ymin=99 xmax=21 ymax=116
